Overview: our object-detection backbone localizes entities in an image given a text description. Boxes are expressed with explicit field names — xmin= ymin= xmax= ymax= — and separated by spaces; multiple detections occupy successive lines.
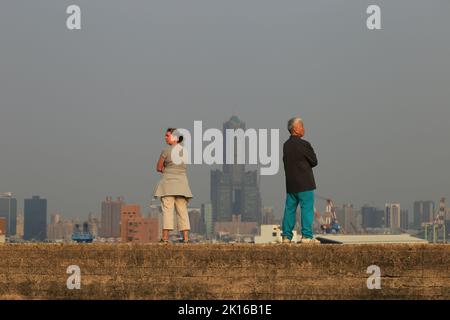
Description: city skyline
xmin=2 ymin=189 xmax=448 ymax=223
xmin=3 ymin=191 xmax=446 ymax=229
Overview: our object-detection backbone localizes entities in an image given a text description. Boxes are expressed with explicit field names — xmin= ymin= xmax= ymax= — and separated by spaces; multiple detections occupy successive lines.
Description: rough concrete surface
xmin=0 ymin=243 xmax=448 ymax=300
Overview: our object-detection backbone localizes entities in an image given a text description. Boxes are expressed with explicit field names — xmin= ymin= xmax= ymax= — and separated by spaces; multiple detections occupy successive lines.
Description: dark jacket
xmin=283 ymin=135 xmax=318 ymax=193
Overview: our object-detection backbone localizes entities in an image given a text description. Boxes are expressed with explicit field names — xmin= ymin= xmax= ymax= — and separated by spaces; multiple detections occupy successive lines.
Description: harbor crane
xmin=315 ymin=195 xmax=342 ymax=234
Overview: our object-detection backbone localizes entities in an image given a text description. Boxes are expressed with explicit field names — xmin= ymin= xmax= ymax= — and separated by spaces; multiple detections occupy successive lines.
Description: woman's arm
xmin=156 ymin=156 xmax=165 ymax=173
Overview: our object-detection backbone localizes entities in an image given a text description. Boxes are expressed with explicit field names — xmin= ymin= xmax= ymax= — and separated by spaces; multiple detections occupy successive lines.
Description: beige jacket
xmin=153 ymin=144 xmax=193 ymax=199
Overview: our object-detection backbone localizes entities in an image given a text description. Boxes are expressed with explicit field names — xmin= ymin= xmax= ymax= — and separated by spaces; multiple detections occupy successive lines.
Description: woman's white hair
xmin=287 ymin=117 xmax=303 ymax=133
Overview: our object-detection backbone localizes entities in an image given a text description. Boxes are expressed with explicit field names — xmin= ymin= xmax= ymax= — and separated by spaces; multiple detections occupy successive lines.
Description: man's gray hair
xmin=287 ymin=117 xmax=303 ymax=133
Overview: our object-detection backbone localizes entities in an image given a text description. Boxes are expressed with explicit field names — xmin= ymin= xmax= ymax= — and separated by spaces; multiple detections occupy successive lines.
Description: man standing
xmin=282 ymin=117 xmax=319 ymax=244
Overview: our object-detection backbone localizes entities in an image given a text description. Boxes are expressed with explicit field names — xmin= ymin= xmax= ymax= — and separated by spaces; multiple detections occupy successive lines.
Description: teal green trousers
xmin=281 ymin=190 xmax=315 ymax=240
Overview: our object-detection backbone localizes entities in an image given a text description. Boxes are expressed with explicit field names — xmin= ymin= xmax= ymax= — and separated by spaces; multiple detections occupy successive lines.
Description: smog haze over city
xmin=1 ymin=0 xmax=449 ymax=220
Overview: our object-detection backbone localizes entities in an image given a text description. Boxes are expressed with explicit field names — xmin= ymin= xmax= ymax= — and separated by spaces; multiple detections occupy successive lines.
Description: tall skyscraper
xmin=87 ymin=213 xmax=100 ymax=238
xmin=385 ymin=203 xmax=401 ymax=230
xmin=335 ymin=204 xmax=360 ymax=233
xmin=148 ymin=201 xmax=163 ymax=239
xmin=261 ymin=206 xmax=276 ymax=225
xmin=0 ymin=193 xmax=17 ymax=236
xmin=188 ymin=208 xmax=203 ymax=235
xmin=222 ymin=115 xmax=246 ymax=182
xmin=16 ymin=210 xmax=24 ymax=238
xmin=100 ymin=196 xmax=124 ymax=238
xmin=413 ymin=201 xmax=435 ymax=229
xmin=24 ymin=196 xmax=47 ymax=241
xmin=211 ymin=116 xmax=262 ymax=223
xmin=201 ymin=203 xmax=213 ymax=239
xmin=400 ymin=210 xmax=409 ymax=230
xmin=361 ymin=205 xmax=384 ymax=229
xmin=47 ymin=213 xmax=73 ymax=242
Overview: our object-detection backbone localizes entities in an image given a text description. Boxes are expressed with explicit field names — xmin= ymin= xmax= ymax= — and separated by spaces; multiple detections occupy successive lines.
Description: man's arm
xmin=303 ymin=141 xmax=318 ymax=168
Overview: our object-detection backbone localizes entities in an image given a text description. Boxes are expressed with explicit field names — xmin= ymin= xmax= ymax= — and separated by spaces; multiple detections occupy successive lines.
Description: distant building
xmin=47 ymin=213 xmax=73 ymax=242
xmin=385 ymin=203 xmax=401 ymax=230
xmin=148 ymin=202 xmax=163 ymax=239
xmin=100 ymin=196 xmax=124 ymax=238
xmin=361 ymin=205 xmax=384 ymax=229
xmin=148 ymin=203 xmax=162 ymax=218
xmin=400 ymin=210 xmax=409 ymax=230
xmin=0 ymin=217 xmax=6 ymax=236
xmin=261 ymin=206 xmax=276 ymax=225
xmin=188 ymin=208 xmax=203 ymax=235
xmin=336 ymin=204 xmax=360 ymax=233
xmin=24 ymin=196 xmax=47 ymax=241
xmin=413 ymin=201 xmax=435 ymax=229
xmin=210 ymin=116 xmax=262 ymax=224
xmin=147 ymin=217 xmax=159 ymax=242
xmin=201 ymin=203 xmax=213 ymax=239
xmin=0 ymin=193 xmax=17 ymax=236
xmin=47 ymin=213 xmax=61 ymax=240
xmin=87 ymin=213 xmax=100 ymax=238
xmin=16 ymin=210 xmax=24 ymax=238
xmin=214 ymin=214 xmax=259 ymax=237
xmin=120 ymin=204 xmax=159 ymax=243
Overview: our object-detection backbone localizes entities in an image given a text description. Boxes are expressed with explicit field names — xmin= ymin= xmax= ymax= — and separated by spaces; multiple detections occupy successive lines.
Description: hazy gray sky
xmin=1 ymin=0 xmax=449 ymax=220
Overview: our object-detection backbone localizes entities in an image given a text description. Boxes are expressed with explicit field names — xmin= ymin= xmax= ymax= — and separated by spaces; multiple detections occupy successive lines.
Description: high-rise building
xmin=0 ymin=193 xmax=17 ymax=236
xmin=16 ymin=210 xmax=24 ymax=238
xmin=214 ymin=214 xmax=259 ymax=237
xmin=385 ymin=203 xmax=401 ymax=230
xmin=120 ymin=204 xmax=159 ymax=243
xmin=400 ymin=209 xmax=409 ymax=230
xmin=210 ymin=116 xmax=262 ymax=223
xmin=100 ymin=196 xmax=124 ymax=238
xmin=201 ymin=203 xmax=213 ymax=239
xmin=87 ymin=213 xmax=100 ymax=238
xmin=148 ymin=202 xmax=163 ymax=239
xmin=188 ymin=208 xmax=203 ymax=235
xmin=335 ymin=204 xmax=360 ymax=233
xmin=361 ymin=205 xmax=384 ymax=229
xmin=413 ymin=201 xmax=435 ymax=229
xmin=24 ymin=196 xmax=47 ymax=241
xmin=261 ymin=206 xmax=276 ymax=225
xmin=47 ymin=213 xmax=73 ymax=242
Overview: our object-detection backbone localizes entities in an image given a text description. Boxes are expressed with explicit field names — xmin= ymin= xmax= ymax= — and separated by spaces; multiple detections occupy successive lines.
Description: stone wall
xmin=0 ymin=243 xmax=448 ymax=299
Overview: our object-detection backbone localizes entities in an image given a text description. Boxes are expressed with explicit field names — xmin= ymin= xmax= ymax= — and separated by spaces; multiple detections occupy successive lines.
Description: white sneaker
xmin=300 ymin=238 xmax=321 ymax=244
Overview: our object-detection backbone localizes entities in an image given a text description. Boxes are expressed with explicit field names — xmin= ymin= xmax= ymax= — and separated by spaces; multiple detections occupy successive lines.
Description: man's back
xmin=283 ymin=135 xmax=318 ymax=193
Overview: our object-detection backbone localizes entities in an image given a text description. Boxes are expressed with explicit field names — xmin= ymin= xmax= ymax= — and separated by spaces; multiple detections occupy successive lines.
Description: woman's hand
xmin=156 ymin=156 xmax=165 ymax=173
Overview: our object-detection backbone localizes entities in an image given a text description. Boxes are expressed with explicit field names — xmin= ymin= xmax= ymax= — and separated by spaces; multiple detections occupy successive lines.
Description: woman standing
xmin=153 ymin=128 xmax=192 ymax=243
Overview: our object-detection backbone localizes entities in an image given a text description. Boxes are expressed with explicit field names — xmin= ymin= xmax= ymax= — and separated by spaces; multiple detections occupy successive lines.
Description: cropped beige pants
xmin=161 ymin=196 xmax=191 ymax=231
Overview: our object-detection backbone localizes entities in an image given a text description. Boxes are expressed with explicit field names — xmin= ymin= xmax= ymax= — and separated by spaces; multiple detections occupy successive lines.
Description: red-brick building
xmin=120 ymin=205 xmax=159 ymax=243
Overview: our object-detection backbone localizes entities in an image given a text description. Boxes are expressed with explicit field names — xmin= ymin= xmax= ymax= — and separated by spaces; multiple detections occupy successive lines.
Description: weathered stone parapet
xmin=0 ymin=243 xmax=448 ymax=300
